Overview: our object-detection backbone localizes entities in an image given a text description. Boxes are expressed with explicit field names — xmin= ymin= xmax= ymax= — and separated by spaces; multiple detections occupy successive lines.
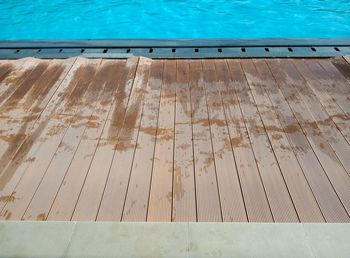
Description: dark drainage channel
xmin=0 ymin=39 xmax=350 ymax=59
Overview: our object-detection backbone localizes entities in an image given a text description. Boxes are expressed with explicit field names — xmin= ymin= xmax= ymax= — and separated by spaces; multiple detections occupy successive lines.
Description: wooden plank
xmin=49 ymin=57 xmax=139 ymax=221
xmin=0 ymin=59 xmax=50 ymax=112
xmin=0 ymin=62 xmax=12 ymax=85
xmin=147 ymin=60 xmax=177 ymax=222
xmin=0 ymin=59 xmax=27 ymax=97
xmin=0 ymin=58 xmax=79 ymax=214
xmin=169 ymin=60 xmax=196 ymax=221
xmin=344 ymin=56 xmax=350 ymax=65
xmin=228 ymin=59 xmax=298 ymax=222
xmin=243 ymin=59 xmax=324 ymax=222
xmin=316 ymin=59 xmax=350 ymax=116
xmin=189 ymin=60 xmax=222 ymax=222
xmin=122 ymin=60 xmax=163 ymax=221
xmin=22 ymin=59 xmax=132 ymax=220
xmin=294 ymin=60 xmax=350 ymax=174
xmin=202 ymin=59 xmax=247 ymax=222
xmin=218 ymin=60 xmax=272 ymax=222
xmin=0 ymin=58 xmax=40 ymax=106
xmin=73 ymin=57 xmax=151 ymax=221
xmin=0 ymin=58 xmax=41 ymax=160
xmin=266 ymin=59 xmax=350 ymax=222
xmin=0 ymin=58 xmax=101 ymax=220
xmin=277 ymin=59 xmax=350 ymax=196
xmin=0 ymin=59 xmax=75 ymax=173
xmin=330 ymin=57 xmax=350 ymax=81
xmin=324 ymin=57 xmax=350 ymax=86
xmin=293 ymin=60 xmax=350 ymax=144
xmin=95 ymin=57 xmax=149 ymax=221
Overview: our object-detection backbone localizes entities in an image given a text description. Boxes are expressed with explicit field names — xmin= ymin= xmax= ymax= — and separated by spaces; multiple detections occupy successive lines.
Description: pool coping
xmin=1 ymin=38 xmax=350 ymax=48
xmin=1 ymin=38 xmax=350 ymax=58
xmin=1 ymin=221 xmax=350 ymax=258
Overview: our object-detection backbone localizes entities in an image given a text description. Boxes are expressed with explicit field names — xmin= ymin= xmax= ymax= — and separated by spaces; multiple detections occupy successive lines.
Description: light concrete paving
xmin=67 ymin=222 xmax=188 ymax=258
xmin=0 ymin=222 xmax=349 ymax=258
xmin=188 ymin=223 xmax=314 ymax=258
xmin=0 ymin=221 xmax=75 ymax=258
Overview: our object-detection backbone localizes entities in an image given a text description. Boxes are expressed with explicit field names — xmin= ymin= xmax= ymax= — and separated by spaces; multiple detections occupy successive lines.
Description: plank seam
xmin=265 ymin=59 xmax=350 ymax=220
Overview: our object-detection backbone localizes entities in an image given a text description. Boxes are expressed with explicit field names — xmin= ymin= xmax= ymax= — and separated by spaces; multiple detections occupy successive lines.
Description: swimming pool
xmin=1 ymin=0 xmax=350 ymax=39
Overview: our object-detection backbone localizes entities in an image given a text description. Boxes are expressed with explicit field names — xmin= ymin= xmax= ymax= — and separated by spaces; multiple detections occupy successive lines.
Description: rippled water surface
xmin=0 ymin=0 xmax=350 ymax=39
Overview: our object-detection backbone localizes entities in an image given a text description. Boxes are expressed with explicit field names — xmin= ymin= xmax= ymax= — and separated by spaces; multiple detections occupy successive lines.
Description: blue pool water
xmin=1 ymin=0 xmax=350 ymax=39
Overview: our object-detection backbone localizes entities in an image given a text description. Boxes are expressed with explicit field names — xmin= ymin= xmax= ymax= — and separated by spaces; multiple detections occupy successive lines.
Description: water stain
xmin=0 ymin=63 xmax=39 ymax=106
xmin=147 ymin=127 xmax=173 ymax=141
xmin=25 ymin=157 xmax=35 ymax=163
xmin=178 ymin=143 xmax=191 ymax=150
xmin=0 ymin=62 xmax=49 ymax=113
xmin=203 ymin=155 xmax=214 ymax=171
xmin=331 ymin=59 xmax=350 ymax=80
xmin=110 ymin=60 xmax=153 ymax=152
xmin=176 ymin=62 xmax=192 ymax=119
xmin=173 ymin=166 xmax=185 ymax=201
xmin=36 ymin=213 xmax=46 ymax=221
xmin=230 ymin=137 xmax=243 ymax=148
xmin=63 ymin=65 xmax=97 ymax=111
xmin=3 ymin=210 xmax=11 ymax=220
xmin=0 ymin=64 xmax=13 ymax=82
xmin=0 ymin=192 xmax=16 ymax=202
xmin=0 ymin=63 xmax=95 ymax=191
xmin=86 ymin=121 xmax=100 ymax=129
xmin=272 ymin=134 xmax=283 ymax=140
xmin=113 ymin=100 xmax=142 ymax=151
xmin=166 ymin=191 xmax=172 ymax=204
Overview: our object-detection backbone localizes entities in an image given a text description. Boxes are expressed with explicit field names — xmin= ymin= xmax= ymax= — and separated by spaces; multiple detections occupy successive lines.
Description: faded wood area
xmin=0 ymin=57 xmax=350 ymax=222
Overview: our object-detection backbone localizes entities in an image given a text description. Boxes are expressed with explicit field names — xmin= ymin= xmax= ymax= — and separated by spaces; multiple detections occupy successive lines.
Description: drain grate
xmin=0 ymin=39 xmax=349 ymax=59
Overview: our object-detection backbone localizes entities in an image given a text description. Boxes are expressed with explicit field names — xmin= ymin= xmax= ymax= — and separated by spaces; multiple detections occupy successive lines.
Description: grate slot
xmin=2 ymin=43 xmax=349 ymax=59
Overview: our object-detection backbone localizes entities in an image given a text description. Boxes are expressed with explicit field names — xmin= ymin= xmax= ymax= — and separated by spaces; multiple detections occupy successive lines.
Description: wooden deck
xmin=0 ymin=57 xmax=350 ymax=222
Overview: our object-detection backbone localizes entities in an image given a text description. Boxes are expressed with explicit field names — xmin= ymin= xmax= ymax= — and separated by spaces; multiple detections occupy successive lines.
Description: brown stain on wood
xmin=0 ymin=62 xmax=49 ymax=112
xmin=0 ymin=63 xmax=40 ymax=106
xmin=109 ymin=63 xmax=147 ymax=152
xmin=63 ymin=65 xmax=97 ymax=111
xmin=140 ymin=127 xmax=172 ymax=141
xmin=3 ymin=210 xmax=12 ymax=220
xmin=173 ymin=166 xmax=185 ymax=201
xmin=107 ymin=62 xmax=137 ymax=147
xmin=0 ymin=64 xmax=13 ymax=82
xmin=331 ymin=59 xmax=350 ymax=80
xmin=272 ymin=134 xmax=283 ymax=140
xmin=36 ymin=213 xmax=46 ymax=221
xmin=0 ymin=63 xmax=96 ymax=191
xmin=0 ymin=192 xmax=16 ymax=202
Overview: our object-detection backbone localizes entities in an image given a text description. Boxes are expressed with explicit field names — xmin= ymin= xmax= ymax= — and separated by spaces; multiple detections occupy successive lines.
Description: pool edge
xmin=1 ymin=38 xmax=350 ymax=58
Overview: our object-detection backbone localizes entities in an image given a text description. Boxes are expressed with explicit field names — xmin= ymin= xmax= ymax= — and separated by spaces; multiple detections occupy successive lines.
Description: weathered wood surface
xmin=0 ymin=57 xmax=349 ymax=222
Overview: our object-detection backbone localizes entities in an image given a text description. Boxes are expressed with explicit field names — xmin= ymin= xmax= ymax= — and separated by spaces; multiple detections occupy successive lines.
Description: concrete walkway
xmin=0 ymin=222 xmax=349 ymax=258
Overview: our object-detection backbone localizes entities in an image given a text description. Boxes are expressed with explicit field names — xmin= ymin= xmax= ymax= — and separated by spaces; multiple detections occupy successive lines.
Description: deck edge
xmin=0 ymin=222 xmax=349 ymax=258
